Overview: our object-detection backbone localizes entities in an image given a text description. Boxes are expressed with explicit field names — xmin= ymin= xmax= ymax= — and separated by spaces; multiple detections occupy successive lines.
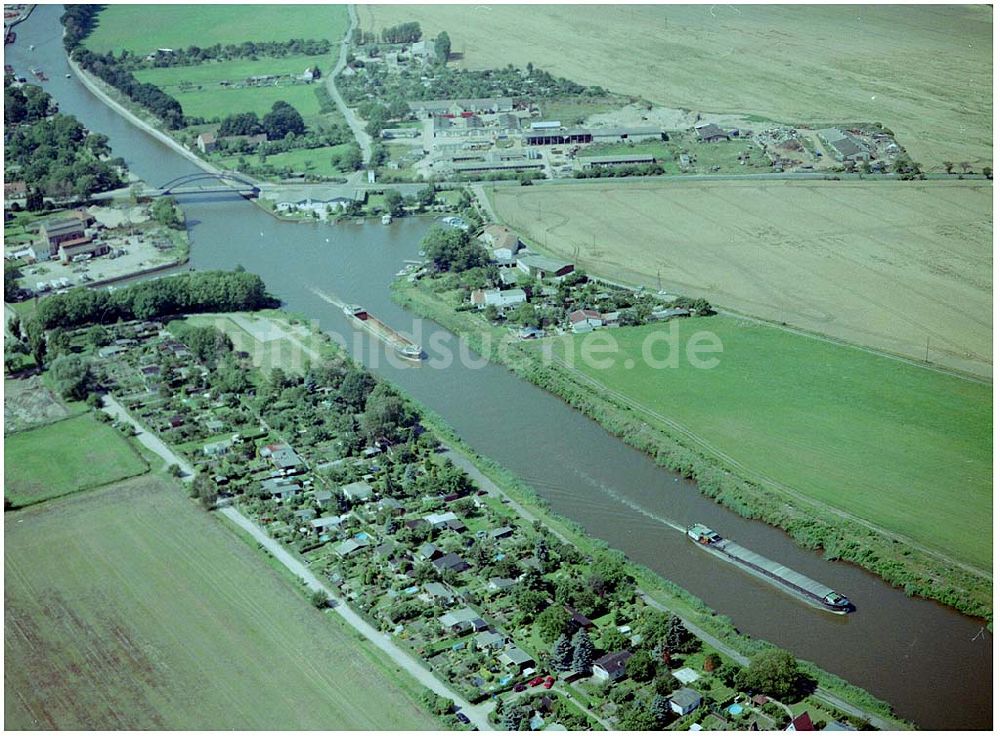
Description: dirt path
xmin=100 ymin=395 xmax=195 ymax=480
xmin=218 ymin=506 xmax=494 ymax=731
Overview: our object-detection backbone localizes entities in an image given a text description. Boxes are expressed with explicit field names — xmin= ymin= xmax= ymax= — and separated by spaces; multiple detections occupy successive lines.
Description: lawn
xmin=368 ymin=4 xmax=991 ymax=167
xmin=492 ymin=179 xmax=993 ymax=377
xmin=86 ymin=5 xmax=351 ymax=53
xmin=550 ymin=317 xmax=992 ymax=568
xmin=134 ymin=57 xmax=331 ymax=121
xmin=4 ymin=476 xmax=441 ymax=730
xmin=4 ymin=413 xmax=148 ymax=506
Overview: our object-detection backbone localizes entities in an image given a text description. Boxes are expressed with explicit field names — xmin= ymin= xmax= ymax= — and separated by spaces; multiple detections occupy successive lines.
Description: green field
xmin=220 ymin=143 xmax=353 ymax=177
xmin=134 ymin=56 xmax=331 ymax=121
xmin=4 ymin=476 xmax=440 ymax=730
xmin=550 ymin=317 xmax=992 ymax=568
xmin=4 ymin=414 xmax=148 ymax=507
xmin=86 ymin=5 xmax=350 ymax=53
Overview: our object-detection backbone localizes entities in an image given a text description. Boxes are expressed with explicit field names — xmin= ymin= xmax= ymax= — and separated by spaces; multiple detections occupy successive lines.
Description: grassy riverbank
xmin=391 ymin=278 xmax=992 ymax=621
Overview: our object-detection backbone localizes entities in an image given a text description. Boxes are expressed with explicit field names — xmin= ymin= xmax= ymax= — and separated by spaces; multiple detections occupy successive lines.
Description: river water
xmin=8 ymin=6 xmax=991 ymax=729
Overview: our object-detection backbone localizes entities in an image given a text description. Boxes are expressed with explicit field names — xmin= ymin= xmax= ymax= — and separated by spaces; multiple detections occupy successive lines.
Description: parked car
xmin=513 ymin=683 xmax=526 ymax=692
xmin=456 ymin=713 xmax=470 ymax=724
xmin=542 ymin=677 xmax=555 ymax=690
xmin=528 ymin=676 xmax=545 ymax=687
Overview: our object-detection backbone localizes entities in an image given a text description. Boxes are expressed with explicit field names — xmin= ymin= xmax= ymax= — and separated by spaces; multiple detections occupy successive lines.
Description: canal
xmin=8 ymin=6 xmax=991 ymax=729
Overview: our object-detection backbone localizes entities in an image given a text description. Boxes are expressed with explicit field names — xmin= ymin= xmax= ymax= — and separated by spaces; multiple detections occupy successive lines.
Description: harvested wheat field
xmin=367 ymin=4 xmax=992 ymax=167
xmin=493 ymin=179 xmax=992 ymax=377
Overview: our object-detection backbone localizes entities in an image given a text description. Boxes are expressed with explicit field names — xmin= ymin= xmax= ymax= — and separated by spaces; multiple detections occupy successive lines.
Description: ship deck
xmin=716 ymin=540 xmax=837 ymax=600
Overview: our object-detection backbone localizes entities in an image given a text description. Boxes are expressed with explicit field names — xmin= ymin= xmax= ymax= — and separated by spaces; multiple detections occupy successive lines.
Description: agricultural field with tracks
xmin=546 ymin=317 xmax=992 ymax=570
xmin=4 ymin=476 xmax=440 ymax=730
xmin=492 ymin=179 xmax=993 ymax=377
xmin=367 ymin=4 xmax=992 ymax=167
xmin=84 ymin=4 xmax=350 ymax=52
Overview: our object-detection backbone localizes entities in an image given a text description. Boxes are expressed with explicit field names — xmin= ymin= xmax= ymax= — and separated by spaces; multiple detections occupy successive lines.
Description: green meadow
xmin=554 ymin=317 xmax=992 ymax=568
xmin=134 ymin=56 xmax=332 ymax=121
xmin=85 ymin=5 xmax=350 ymax=53
xmin=4 ymin=413 xmax=148 ymax=507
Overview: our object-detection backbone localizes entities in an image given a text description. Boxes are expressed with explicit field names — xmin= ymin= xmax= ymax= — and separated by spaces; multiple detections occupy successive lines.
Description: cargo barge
xmin=343 ymin=304 xmax=423 ymax=361
xmin=688 ymin=524 xmax=852 ymax=614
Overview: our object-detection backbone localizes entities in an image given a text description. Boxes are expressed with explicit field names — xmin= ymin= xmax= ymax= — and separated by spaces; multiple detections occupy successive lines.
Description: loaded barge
xmin=343 ymin=304 xmax=424 ymax=361
xmin=688 ymin=524 xmax=852 ymax=614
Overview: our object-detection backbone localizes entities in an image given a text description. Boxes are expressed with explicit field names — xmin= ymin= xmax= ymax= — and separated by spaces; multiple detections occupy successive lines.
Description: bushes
xmin=71 ymin=49 xmax=185 ymax=128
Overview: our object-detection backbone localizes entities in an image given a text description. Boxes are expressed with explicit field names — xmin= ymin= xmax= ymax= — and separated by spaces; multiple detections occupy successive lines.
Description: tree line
xmin=120 ymin=39 xmax=332 ymax=70
xmin=71 ymin=48 xmax=186 ymax=129
xmin=380 ymin=22 xmax=422 ymax=44
xmin=216 ymin=101 xmax=306 ymax=141
xmin=34 ymin=270 xmax=276 ymax=331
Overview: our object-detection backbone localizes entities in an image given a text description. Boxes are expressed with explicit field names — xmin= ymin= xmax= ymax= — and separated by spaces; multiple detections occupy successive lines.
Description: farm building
xmin=408 ymin=97 xmax=514 ymax=118
xmin=579 ymin=153 xmax=656 ymax=169
xmin=39 ymin=217 xmax=87 ymax=256
xmin=516 ymin=254 xmax=575 ymax=281
xmin=450 ymin=159 xmax=545 ymax=175
xmin=568 ymin=309 xmax=604 ymax=332
xmin=58 ymin=237 xmax=108 ymax=264
xmin=694 ymin=123 xmax=730 ymax=143
xmin=817 ymin=128 xmax=870 ymax=162
xmin=590 ymin=126 xmax=664 ymax=143
xmin=381 ymin=127 xmax=421 ymax=140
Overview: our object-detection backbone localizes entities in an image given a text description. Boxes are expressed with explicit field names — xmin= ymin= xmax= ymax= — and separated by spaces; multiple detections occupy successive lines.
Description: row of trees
xmin=34 ymin=270 xmax=275 ymax=331
xmin=60 ymin=4 xmax=100 ymax=51
xmin=381 ymin=22 xmax=422 ymax=44
xmin=71 ymin=48 xmax=185 ymax=129
xmin=574 ymin=163 xmax=666 ymax=179
xmin=125 ymin=39 xmax=332 ymax=70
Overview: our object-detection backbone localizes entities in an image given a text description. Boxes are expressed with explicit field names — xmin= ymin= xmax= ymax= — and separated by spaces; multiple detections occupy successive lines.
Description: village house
xmin=423 ymin=581 xmax=456 ymax=604
xmin=439 ymin=607 xmax=488 ymax=634
xmin=312 ymin=488 xmax=335 ymax=509
xmin=669 ymin=688 xmax=703 ymax=716
xmin=335 ymin=537 xmax=369 ymax=558
xmin=568 ymin=309 xmax=604 ymax=333
xmin=416 ymin=542 xmax=442 ymax=561
xmin=817 ymin=128 xmax=870 ymax=162
xmin=470 ymin=287 xmax=528 ymax=312
xmin=479 ymin=224 xmax=522 ymax=262
xmin=499 ymin=645 xmax=535 ymax=673
xmin=490 ymin=526 xmax=515 ymax=540
xmin=342 ymin=480 xmax=374 ymax=503
xmin=475 ymin=630 xmax=506 ymax=651
xmin=293 ymin=508 xmax=318 ymax=524
xmin=260 ymin=442 xmax=306 ymax=475
xmin=487 ymin=577 xmax=518 ymax=592
xmin=310 ymin=515 xmax=344 ymax=536
xmin=432 ymin=551 xmax=471 ymax=574
xmin=260 ymin=477 xmax=302 ymax=501
xmin=424 ymin=511 xmax=460 ymax=529
xmin=592 ymin=650 xmax=633 ymax=682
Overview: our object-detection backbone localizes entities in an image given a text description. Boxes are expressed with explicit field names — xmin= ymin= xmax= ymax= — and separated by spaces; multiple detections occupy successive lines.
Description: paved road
xmin=100 ymin=394 xmax=195 ymax=480
xmin=219 ymin=506 xmax=495 ymax=730
xmin=637 ymin=592 xmax=895 ymax=730
xmin=328 ymin=5 xmax=373 ymax=166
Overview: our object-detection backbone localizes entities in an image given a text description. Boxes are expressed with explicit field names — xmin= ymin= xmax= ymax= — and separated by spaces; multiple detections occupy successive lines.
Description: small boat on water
xmin=687 ymin=524 xmax=852 ymax=614
xmin=381 ymin=214 xmax=392 ymax=225
xmin=342 ymin=304 xmax=423 ymax=362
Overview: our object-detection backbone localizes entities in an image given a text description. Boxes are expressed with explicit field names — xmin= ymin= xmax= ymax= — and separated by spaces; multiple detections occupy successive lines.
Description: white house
xmin=479 ymin=224 xmax=522 ymax=262
xmin=470 ymin=287 xmax=527 ymax=312
xmin=593 ymin=651 xmax=632 ymax=682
